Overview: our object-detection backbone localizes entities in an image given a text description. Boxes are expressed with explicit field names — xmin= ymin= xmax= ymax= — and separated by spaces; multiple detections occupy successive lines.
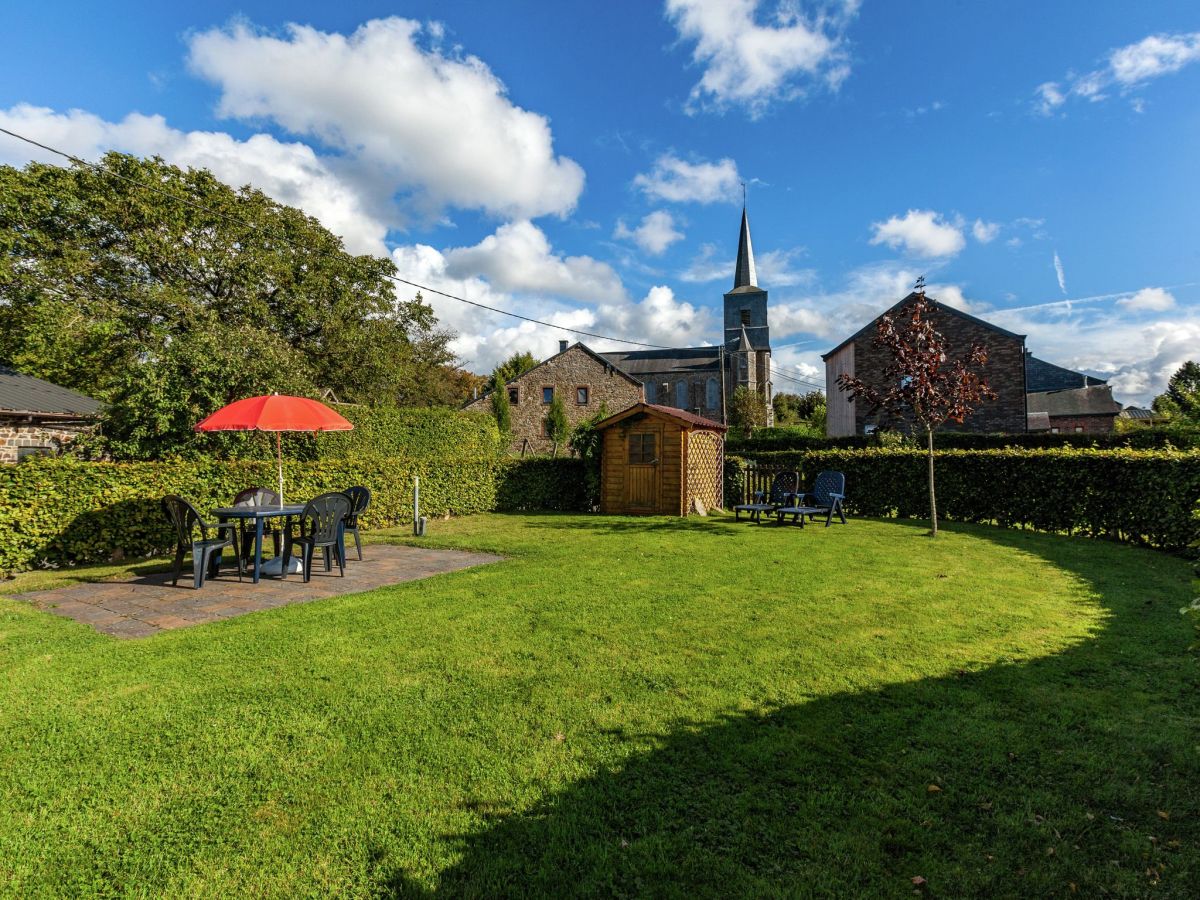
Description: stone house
xmin=0 ymin=366 xmax=102 ymax=462
xmin=823 ymin=293 xmax=1030 ymax=436
xmin=464 ymin=342 xmax=643 ymax=455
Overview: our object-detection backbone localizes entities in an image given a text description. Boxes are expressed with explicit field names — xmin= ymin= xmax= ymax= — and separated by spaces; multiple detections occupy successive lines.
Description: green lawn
xmin=1 ymin=513 xmax=1197 ymax=897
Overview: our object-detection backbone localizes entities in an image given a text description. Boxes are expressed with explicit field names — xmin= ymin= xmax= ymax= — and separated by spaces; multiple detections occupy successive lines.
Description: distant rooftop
xmin=1025 ymin=354 xmax=1107 ymax=393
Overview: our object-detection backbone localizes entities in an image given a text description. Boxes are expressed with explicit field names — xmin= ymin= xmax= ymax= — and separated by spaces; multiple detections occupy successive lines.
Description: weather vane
xmin=741 ymin=180 xmax=747 ymax=206
xmin=914 ymin=274 xmax=926 ymax=295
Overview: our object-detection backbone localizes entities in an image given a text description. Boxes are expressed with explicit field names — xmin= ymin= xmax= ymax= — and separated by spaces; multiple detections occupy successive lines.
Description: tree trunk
xmin=926 ymin=425 xmax=938 ymax=537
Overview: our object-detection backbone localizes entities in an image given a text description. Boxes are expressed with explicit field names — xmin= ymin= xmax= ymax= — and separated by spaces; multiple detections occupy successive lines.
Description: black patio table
xmin=213 ymin=504 xmax=305 ymax=584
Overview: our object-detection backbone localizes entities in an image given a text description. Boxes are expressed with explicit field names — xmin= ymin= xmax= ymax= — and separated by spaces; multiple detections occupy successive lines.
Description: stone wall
xmin=851 ymin=300 xmax=1028 ymax=434
xmin=465 ymin=345 xmax=643 ymax=455
xmin=0 ymin=418 xmax=93 ymax=463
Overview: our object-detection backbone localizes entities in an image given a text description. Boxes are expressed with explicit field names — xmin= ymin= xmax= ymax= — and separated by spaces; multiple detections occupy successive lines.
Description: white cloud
xmin=665 ymin=0 xmax=859 ymax=116
xmin=391 ymin=233 xmax=715 ymax=373
xmin=186 ymin=17 xmax=584 ymax=221
xmin=614 ymin=210 xmax=685 ymax=256
xmin=443 ymin=220 xmax=626 ymax=303
xmin=869 ymin=209 xmax=966 ymax=259
xmin=972 ymin=219 xmax=1000 ymax=243
xmin=0 ymin=103 xmax=389 ymax=254
xmin=1053 ymin=251 xmax=1067 ymax=295
xmin=1033 ymin=31 xmax=1200 ymax=114
xmin=1117 ymin=286 xmax=1175 ymax=312
xmin=633 ymin=153 xmax=741 ymax=204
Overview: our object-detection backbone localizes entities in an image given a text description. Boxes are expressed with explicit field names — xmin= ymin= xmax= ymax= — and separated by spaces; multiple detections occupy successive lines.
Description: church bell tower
xmin=723 ymin=206 xmax=772 ymax=424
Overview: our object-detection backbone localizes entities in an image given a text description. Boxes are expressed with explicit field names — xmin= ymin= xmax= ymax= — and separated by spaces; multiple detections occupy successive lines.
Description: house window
xmin=1050 ymin=427 xmax=1060 ymax=434
xmin=576 ymin=386 xmax=589 ymax=405
xmin=17 ymin=446 xmax=52 ymax=460
xmin=675 ymin=381 xmax=688 ymax=409
xmin=508 ymin=387 xmax=519 ymax=405
xmin=644 ymin=381 xmax=656 ymax=403
xmin=1074 ymin=426 xmax=1084 ymax=433
xmin=706 ymin=377 xmax=719 ymax=409
xmin=542 ymin=386 xmax=554 ymax=404
xmin=740 ymin=309 xmax=752 ymax=326
xmin=628 ymin=433 xmax=656 ymax=464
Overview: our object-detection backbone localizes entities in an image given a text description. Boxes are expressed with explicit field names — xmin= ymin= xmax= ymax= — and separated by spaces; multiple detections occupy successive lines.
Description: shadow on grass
xmin=382 ymin=526 xmax=1199 ymax=897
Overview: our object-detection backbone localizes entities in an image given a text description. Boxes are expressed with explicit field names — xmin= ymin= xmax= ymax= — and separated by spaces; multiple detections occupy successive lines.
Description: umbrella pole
xmin=276 ymin=432 xmax=284 ymax=507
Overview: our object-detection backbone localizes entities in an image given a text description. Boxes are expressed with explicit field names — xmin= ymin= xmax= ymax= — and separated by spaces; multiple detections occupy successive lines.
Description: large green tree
xmin=486 ymin=351 xmax=539 ymax=393
xmin=0 ymin=153 xmax=462 ymax=457
xmin=1152 ymin=361 xmax=1200 ymax=421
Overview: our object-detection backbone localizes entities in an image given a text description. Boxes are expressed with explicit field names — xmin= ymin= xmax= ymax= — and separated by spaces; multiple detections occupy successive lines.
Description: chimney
xmin=559 ymin=339 xmax=568 ymax=354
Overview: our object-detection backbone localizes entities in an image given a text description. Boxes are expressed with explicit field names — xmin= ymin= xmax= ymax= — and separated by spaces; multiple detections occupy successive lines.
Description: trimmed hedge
xmin=728 ymin=426 xmax=1200 ymax=454
xmin=729 ymin=448 xmax=1200 ymax=552
xmin=318 ymin=407 xmax=501 ymax=459
xmin=495 ymin=458 xmax=589 ymax=512
xmin=0 ymin=454 xmax=498 ymax=576
xmin=0 ymin=453 xmax=595 ymax=575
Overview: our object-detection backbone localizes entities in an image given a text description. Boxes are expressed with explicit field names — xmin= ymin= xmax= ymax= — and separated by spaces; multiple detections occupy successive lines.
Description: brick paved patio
xmin=15 ymin=544 xmax=503 ymax=639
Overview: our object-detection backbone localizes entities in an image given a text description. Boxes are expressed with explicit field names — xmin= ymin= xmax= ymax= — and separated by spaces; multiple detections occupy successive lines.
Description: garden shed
xmin=596 ymin=403 xmax=726 ymax=516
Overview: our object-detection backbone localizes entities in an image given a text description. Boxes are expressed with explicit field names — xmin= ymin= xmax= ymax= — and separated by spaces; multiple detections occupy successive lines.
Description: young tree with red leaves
xmin=836 ymin=285 xmax=996 ymax=536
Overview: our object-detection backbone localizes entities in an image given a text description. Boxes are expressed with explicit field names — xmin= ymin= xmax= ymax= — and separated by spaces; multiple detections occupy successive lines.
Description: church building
xmin=601 ymin=207 xmax=774 ymax=425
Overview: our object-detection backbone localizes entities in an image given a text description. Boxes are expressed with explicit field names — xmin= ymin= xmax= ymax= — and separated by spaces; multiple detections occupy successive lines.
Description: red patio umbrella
xmin=195 ymin=394 xmax=353 ymax=505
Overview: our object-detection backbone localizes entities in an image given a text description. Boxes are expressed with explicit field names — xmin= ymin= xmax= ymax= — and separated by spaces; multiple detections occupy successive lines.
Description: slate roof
xmin=0 ymin=366 xmax=102 ymax=418
xmin=594 ymin=402 xmax=727 ymax=432
xmin=1026 ymin=386 xmax=1122 ymax=418
xmin=822 ymin=293 xmax=1026 ymax=360
xmin=1024 ymin=355 xmax=1107 ymax=392
xmin=599 ymin=346 xmax=721 ymax=378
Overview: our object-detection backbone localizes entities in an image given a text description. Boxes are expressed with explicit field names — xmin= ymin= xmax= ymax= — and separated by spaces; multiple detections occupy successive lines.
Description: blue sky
xmin=3 ymin=1 xmax=1199 ymax=402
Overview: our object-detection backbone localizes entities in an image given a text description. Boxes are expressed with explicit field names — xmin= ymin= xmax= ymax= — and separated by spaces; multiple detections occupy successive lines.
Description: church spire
xmin=733 ymin=205 xmax=757 ymax=289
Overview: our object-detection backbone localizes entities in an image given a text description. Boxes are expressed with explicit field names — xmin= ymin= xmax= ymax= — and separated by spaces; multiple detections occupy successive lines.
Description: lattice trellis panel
xmin=687 ymin=430 xmax=724 ymax=512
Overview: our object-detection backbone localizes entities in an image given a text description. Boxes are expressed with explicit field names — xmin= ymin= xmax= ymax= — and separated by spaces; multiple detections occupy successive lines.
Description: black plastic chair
xmin=162 ymin=495 xmax=242 ymax=589
xmin=282 ymin=492 xmax=351 ymax=582
xmin=775 ymin=471 xmax=848 ymax=528
xmin=232 ymin=486 xmax=284 ymax=564
xmin=343 ymin=486 xmax=371 ymax=561
xmin=734 ymin=470 xmax=799 ymax=522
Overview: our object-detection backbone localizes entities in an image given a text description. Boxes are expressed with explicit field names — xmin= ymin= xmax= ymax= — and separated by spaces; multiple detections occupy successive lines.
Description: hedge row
xmin=0 ymin=454 xmax=595 ymax=575
xmin=0 ymin=454 xmax=498 ymax=575
xmin=727 ymin=426 xmax=1200 ymax=454
xmin=495 ymin=458 xmax=589 ymax=512
xmin=318 ymin=407 xmax=501 ymax=459
xmin=728 ymin=448 xmax=1200 ymax=552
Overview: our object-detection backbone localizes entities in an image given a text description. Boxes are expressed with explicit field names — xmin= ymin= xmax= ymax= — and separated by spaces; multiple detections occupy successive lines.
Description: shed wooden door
xmin=625 ymin=427 xmax=661 ymax=513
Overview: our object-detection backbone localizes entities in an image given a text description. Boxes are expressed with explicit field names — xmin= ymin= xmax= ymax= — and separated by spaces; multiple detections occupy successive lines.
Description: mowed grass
xmin=0 ymin=513 xmax=1197 ymax=897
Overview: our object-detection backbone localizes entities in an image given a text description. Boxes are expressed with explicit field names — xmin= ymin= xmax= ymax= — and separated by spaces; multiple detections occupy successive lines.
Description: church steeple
xmin=733 ymin=206 xmax=757 ymax=289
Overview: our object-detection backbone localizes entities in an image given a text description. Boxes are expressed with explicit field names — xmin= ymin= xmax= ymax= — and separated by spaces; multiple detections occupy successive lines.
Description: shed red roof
xmin=595 ymin=402 xmax=727 ymax=432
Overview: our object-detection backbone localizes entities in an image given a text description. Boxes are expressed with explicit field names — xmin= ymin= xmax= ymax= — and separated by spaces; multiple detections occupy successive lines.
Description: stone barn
xmin=596 ymin=403 xmax=726 ymax=516
xmin=0 ymin=366 xmax=101 ymax=462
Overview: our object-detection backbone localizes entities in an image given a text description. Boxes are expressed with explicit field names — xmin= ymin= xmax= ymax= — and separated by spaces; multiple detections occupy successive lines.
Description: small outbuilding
xmin=596 ymin=402 xmax=726 ymax=516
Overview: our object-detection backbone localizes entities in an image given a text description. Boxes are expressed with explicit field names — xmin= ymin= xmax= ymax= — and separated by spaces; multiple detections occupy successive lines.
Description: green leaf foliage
xmin=728 ymin=447 xmax=1200 ymax=552
xmin=495 ymin=459 xmax=589 ymax=512
xmin=0 ymin=153 xmax=463 ymax=460
xmin=316 ymin=407 xmax=502 ymax=460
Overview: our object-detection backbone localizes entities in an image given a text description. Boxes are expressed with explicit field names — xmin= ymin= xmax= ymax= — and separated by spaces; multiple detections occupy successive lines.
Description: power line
xmin=0 ymin=125 xmax=671 ymax=351
xmin=771 ymin=366 xmax=826 ymax=392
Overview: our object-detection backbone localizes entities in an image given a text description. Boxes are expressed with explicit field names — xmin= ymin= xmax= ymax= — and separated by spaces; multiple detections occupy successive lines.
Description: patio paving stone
xmin=12 ymin=544 xmax=503 ymax=639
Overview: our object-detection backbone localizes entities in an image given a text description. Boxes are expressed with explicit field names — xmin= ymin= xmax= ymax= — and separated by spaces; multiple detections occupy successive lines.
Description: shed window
xmin=576 ymin=386 xmax=589 ymax=405
xmin=508 ymin=387 xmax=519 ymax=405
xmin=628 ymin=433 xmax=656 ymax=464
xmin=542 ymin=386 xmax=554 ymax=404
xmin=675 ymin=381 xmax=688 ymax=409
xmin=705 ymin=377 xmax=719 ymax=409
